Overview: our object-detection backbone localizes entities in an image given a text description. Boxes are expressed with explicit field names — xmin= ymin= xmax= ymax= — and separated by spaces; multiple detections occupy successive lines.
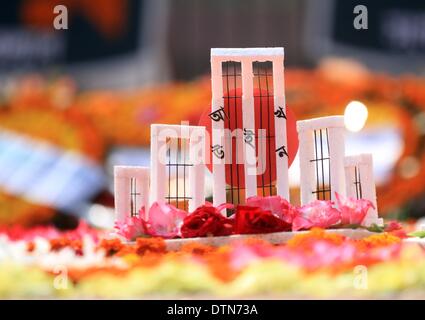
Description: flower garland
xmin=114 ymin=193 xmax=398 ymax=241
xmin=1 ymin=224 xmax=423 ymax=299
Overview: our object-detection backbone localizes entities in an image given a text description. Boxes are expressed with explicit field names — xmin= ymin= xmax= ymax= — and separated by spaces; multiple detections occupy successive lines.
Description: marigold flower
xmin=180 ymin=242 xmax=216 ymax=255
xmin=98 ymin=238 xmax=124 ymax=257
xmin=134 ymin=237 xmax=167 ymax=256
xmin=286 ymin=228 xmax=346 ymax=249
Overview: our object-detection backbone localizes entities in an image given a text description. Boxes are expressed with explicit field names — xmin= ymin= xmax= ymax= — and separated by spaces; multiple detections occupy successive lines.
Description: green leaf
xmin=408 ymin=230 xmax=425 ymax=238
xmin=341 ymin=224 xmax=361 ymax=229
xmin=366 ymin=223 xmax=385 ymax=233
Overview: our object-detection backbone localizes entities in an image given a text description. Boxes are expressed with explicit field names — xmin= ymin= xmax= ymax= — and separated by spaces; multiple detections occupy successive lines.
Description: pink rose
xmin=114 ymin=216 xmax=148 ymax=241
xmin=335 ymin=192 xmax=374 ymax=225
xmin=145 ymin=202 xmax=187 ymax=238
xmin=295 ymin=200 xmax=341 ymax=231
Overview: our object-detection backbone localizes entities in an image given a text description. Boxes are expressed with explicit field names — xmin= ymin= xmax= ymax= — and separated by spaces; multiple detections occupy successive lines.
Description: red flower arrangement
xmin=234 ymin=206 xmax=291 ymax=234
xmin=181 ymin=205 xmax=233 ymax=238
xmin=115 ymin=193 xmax=382 ymax=241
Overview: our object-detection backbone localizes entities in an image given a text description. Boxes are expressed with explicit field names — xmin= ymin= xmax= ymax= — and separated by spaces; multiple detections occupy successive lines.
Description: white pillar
xmin=189 ymin=127 xmax=206 ymax=212
xmin=150 ymin=124 xmax=206 ymax=212
xmin=114 ymin=166 xmax=150 ymax=222
xmin=344 ymin=154 xmax=383 ymax=227
xmin=328 ymin=125 xmax=346 ymax=201
xmin=297 ymin=116 xmax=346 ymax=205
xmin=241 ymin=59 xmax=257 ymax=198
xmin=150 ymin=124 xmax=167 ymax=207
xmin=210 ymin=53 xmax=227 ymax=207
xmin=272 ymin=53 xmax=289 ymax=200
xmin=297 ymin=128 xmax=316 ymax=205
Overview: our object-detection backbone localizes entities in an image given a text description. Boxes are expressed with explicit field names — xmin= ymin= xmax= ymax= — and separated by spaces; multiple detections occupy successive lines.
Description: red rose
xmin=181 ymin=205 xmax=233 ymax=238
xmin=234 ymin=205 xmax=291 ymax=234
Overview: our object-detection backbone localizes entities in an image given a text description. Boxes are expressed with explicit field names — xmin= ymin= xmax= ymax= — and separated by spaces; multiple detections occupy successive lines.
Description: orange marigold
xmin=49 ymin=237 xmax=83 ymax=255
xmin=355 ymin=233 xmax=401 ymax=250
xmin=98 ymin=238 xmax=124 ymax=257
xmin=180 ymin=242 xmax=216 ymax=256
xmin=66 ymin=266 xmax=129 ymax=283
xmin=26 ymin=241 xmax=35 ymax=253
xmin=134 ymin=237 xmax=167 ymax=256
xmin=204 ymin=251 xmax=239 ymax=283
xmin=286 ymin=228 xmax=346 ymax=249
